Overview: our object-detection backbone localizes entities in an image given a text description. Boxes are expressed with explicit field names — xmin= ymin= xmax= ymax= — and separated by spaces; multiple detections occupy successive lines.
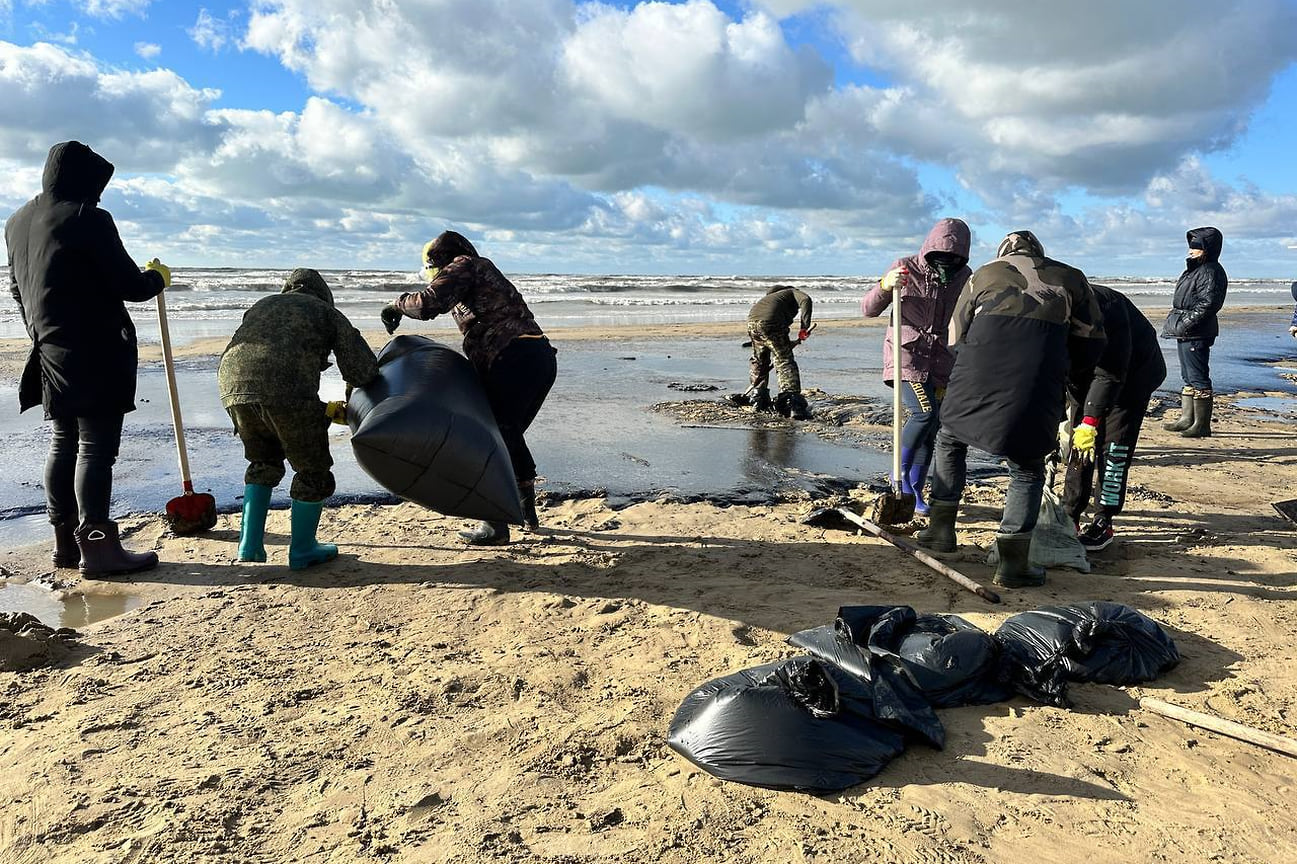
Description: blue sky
xmin=2 ymin=0 xmax=1296 ymax=276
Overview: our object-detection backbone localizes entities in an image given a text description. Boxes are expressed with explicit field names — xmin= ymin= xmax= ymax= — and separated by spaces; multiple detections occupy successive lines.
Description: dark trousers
xmin=228 ymin=402 xmax=335 ymax=502
xmin=1176 ymin=338 xmax=1213 ymax=394
xmin=1064 ymin=387 xmax=1158 ymax=525
xmin=483 ymin=337 xmax=557 ymax=482
xmin=46 ymin=413 xmax=125 ymax=526
xmin=900 ymin=380 xmax=944 ymax=468
xmin=929 ymin=427 xmax=1046 ymax=535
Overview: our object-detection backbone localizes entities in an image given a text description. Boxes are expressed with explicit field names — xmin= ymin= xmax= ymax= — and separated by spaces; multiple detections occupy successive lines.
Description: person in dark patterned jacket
xmin=916 ymin=230 xmax=1105 ymax=589
xmin=744 ymin=286 xmax=814 ymax=419
xmin=382 ymin=231 xmax=557 ymax=546
xmin=218 ymin=268 xmax=378 ymax=570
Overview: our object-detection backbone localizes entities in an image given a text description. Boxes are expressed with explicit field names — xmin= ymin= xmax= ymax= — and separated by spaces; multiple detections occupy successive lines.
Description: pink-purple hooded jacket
xmin=860 ymin=218 xmax=972 ymax=387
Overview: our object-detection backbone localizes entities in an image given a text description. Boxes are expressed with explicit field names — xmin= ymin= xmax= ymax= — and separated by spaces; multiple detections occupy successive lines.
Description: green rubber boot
xmin=1162 ymin=388 xmax=1195 ymax=432
xmin=1180 ymin=394 xmax=1213 ymax=439
xmin=288 ymin=499 xmax=338 ymax=570
xmin=993 ymin=532 xmax=1046 ymax=588
xmin=237 ymin=483 xmax=272 ymax=563
xmin=915 ymin=500 xmax=958 ymax=553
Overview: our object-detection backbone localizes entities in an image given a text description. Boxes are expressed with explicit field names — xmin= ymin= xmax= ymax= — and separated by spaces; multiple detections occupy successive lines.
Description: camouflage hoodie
xmin=860 ymin=218 xmax=971 ymax=386
xmin=218 ymin=268 xmax=378 ymax=408
xmin=939 ymin=231 xmax=1105 ymax=462
xmin=393 ymin=231 xmax=544 ymax=374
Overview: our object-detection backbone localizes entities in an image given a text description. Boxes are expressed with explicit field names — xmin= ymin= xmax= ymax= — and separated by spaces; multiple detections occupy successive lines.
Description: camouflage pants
xmin=747 ymin=320 xmax=801 ymax=394
xmin=227 ymin=402 xmax=335 ymax=502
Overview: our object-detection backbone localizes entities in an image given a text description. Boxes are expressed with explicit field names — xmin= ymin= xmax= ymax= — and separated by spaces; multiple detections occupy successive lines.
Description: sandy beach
xmin=2 ymin=307 xmax=1297 ymax=862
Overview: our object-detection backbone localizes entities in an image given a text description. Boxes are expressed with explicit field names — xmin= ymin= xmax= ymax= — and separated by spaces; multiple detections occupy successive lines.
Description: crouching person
xmin=218 ymin=268 xmax=378 ymax=569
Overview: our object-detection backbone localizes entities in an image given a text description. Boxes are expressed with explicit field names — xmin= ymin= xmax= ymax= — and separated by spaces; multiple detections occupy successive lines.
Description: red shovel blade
xmin=165 ymin=490 xmax=218 ymax=535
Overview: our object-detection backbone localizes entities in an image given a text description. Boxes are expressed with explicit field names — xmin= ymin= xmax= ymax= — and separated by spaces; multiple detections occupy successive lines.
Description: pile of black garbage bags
xmin=667 ymin=602 xmax=1180 ymax=793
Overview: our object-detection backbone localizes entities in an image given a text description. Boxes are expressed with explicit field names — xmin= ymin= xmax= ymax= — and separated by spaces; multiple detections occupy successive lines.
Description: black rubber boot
xmin=1163 ymin=388 xmax=1195 ymax=432
xmin=915 ymin=500 xmax=958 ymax=553
xmin=1180 ymin=395 xmax=1213 ymax=438
xmin=787 ymin=393 xmax=812 ymax=421
xmin=75 ymin=521 xmax=159 ymax=577
xmin=993 ymin=532 xmax=1046 ymax=588
xmin=52 ymin=521 xmax=80 ymax=569
xmin=752 ymin=387 xmax=772 ymax=413
xmin=460 ymin=521 xmax=511 ymax=546
xmin=519 ymin=480 xmax=539 ymax=531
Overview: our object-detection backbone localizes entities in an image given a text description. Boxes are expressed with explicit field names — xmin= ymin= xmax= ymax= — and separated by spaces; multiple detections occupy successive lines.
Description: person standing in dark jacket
xmin=1063 ymin=284 xmax=1166 ymax=551
xmin=744 ymin=286 xmax=814 ymax=419
xmin=916 ymin=230 xmax=1105 ymax=588
xmin=1161 ymin=227 xmax=1227 ymax=438
xmin=218 ymin=268 xmax=379 ymax=569
xmin=382 ymin=231 xmax=557 ymax=546
xmin=860 ymin=218 xmax=972 ymax=514
xmin=1288 ymin=281 xmax=1297 ymax=338
xmin=5 ymin=141 xmax=170 ymax=577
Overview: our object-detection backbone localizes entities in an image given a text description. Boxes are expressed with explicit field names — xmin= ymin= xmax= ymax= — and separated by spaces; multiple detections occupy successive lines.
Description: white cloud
xmin=76 ymin=0 xmax=151 ymax=18
xmin=134 ymin=41 xmax=160 ymax=60
xmin=189 ymin=8 xmax=235 ymax=53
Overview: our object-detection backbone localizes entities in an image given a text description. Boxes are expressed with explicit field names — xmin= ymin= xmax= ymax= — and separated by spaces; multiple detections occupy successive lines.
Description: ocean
xmin=1 ymin=268 xmax=1295 ymax=550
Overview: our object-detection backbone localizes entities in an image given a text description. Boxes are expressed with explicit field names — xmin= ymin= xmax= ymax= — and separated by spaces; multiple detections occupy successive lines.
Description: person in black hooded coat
xmin=5 ymin=141 xmax=169 ymax=576
xmin=1161 ymin=227 xmax=1227 ymax=438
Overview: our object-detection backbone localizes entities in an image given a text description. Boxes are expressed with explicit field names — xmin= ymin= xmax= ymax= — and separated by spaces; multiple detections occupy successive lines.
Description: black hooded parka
xmin=1162 ymin=227 xmax=1227 ymax=342
xmin=6 ymin=141 xmax=165 ymax=418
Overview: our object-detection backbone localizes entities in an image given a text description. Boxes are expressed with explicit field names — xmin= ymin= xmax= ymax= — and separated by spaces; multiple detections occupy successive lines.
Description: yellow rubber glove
xmin=145 ymin=258 xmax=171 ymax=288
xmin=325 ymin=400 xmax=349 ymax=425
xmin=1072 ymin=421 xmax=1098 ymax=463
xmin=880 ymin=267 xmax=908 ymax=293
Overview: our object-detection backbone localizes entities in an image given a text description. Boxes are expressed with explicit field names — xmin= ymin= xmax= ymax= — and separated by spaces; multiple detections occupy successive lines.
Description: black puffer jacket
xmin=6 ymin=141 xmax=164 ymax=417
xmin=1162 ymin=227 xmax=1227 ymax=341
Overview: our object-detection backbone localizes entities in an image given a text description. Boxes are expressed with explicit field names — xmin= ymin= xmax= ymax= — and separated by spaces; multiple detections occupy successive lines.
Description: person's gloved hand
xmin=1072 ymin=418 xmax=1099 ymax=463
xmin=880 ymin=267 xmax=908 ymax=293
xmin=797 ymin=328 xmax=810 ymax=342
xmin=325 ymin=400 xmax=348 ymax=425
xmin=145 ymin=258 xmax=171 ymax=288
xmin=381 ymin=303 xmax=403 ymax=335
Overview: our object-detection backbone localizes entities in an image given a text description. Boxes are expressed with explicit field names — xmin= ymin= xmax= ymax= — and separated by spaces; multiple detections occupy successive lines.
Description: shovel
xmin=870 ymin=271 xmax=915 ymax=524
xmin=157 ymin=290 xmax=217 ymax=535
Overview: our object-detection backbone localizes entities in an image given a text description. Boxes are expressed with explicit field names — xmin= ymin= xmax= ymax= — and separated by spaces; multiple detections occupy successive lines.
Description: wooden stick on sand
xmin=1141 ymin=697 xmax=1297 ymax=759
xmin=833 ymin=508 xmax=1001 ymax=604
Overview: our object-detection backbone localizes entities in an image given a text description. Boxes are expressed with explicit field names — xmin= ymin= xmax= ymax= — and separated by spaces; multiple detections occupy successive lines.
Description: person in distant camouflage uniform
xmin=745 ymin=285 xmax=813 ymax=419
xmin=382 ymin=231 xmax=557 ymax=546
xmin=218 ymin=268 xmax=379 ymax=570
xmin=916 ymin=231 xmax=1106 ymax=588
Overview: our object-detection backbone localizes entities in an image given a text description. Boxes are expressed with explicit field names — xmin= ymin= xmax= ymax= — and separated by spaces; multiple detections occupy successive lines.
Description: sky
xmin=1 ymin=0 xmax=1296 ymax=277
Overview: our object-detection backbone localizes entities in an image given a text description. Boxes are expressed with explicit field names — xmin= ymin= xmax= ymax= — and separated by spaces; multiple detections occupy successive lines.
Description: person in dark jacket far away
xmin=1161 ymin=227 xmax=1227 ymax=438
xmin=218 ymin=268 xmax=378 ymax=570
xmin=1063 ymin=284 xmax=1166 ymax=552
xmin=861 ymin=218 xmax=972 ymax=514
xmin=743 ymin=285 xmax=814 ymax=420
xmin=916 ymin=230 xmax=1105 ymax=589
xmin=5 ymin=141 xmax=170 ymax=577
xmin=1288 ymin=281 xmax=1296 ymax=338
xmin=382 ymin=231 xmax=557 ymax=546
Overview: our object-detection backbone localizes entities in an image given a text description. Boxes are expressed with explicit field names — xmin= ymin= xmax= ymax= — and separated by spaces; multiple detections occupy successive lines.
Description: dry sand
xmin=2 ymin=370 xmax=1297 ymax=862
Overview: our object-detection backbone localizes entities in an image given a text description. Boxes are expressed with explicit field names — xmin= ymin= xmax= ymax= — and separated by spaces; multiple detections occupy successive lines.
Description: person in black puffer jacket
xmin=6 ymin=141 xmax=170 ymax=577
xmin=1161 ymin=227 xmax=1227 ymax=438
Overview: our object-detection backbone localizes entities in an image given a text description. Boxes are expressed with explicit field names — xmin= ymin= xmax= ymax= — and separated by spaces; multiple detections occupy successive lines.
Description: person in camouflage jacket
xmin=917 ymin=230 xmax=1105 ymax=588
xmin=218 ymin=268 xmax=379 ymax=569
xmin=745 ymin=285 xmax=813 ymax=419
xmin=382 ymin=231 xmax=557 ymax=546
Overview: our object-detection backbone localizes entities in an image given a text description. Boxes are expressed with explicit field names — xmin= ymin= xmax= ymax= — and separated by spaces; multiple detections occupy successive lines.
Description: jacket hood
xmin=1186 ymin=227 xmax=1223 ymax=263
xmin=41 ymin=141 xmax=114 ymax=204
xmin=996 ymin=230 xmax=1045 ymax=259
xmin=282 ymin=268 xmax=334 ymax=306
xmin=765 ymin=284 xmax=794 ymax=296
xmin=425 ymin=230 xmax=479 ymax=267
xmin=919 ymin=218 xmax=971 ymax=266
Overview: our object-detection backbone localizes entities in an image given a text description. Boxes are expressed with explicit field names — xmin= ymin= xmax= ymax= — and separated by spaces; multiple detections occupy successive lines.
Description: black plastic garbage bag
xmin=994 ymin=602 xmax=1180 ymax=706
xmin=667 ymin=657 xmax=910 ymax=792
xmin=347 ymin=335 xmax=523 ymax=524
xmin=792 ymin=605 xmax=1012 ymax=709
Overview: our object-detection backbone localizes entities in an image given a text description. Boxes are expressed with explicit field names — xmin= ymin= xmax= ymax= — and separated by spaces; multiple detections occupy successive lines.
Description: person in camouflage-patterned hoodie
xmin=382 ymin=231 xmax=557 ymax=546
xmin=744 ymin=285 xmax=814 ymax=419
xmin=218 ymin=268 xmax=379 ymax=570
xmin=916 ymin=230 xmax=1105 ymax=589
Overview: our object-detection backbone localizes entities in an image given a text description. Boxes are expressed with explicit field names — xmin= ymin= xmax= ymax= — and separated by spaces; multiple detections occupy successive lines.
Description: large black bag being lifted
xmin=994 ymin=601 xmax=1180 ymax=706
xmin=667 ymin=657 xmax=909 ymax=792
xmin=347 ymin=335 xmax=524 ymax=524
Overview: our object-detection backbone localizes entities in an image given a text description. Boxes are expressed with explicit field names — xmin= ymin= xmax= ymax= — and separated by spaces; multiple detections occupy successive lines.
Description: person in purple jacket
xmin=860 ymin=218 xmax=972 ymax=514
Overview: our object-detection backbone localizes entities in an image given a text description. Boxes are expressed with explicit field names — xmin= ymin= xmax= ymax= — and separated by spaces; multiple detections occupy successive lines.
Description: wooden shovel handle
xmin=156 ymin=291 xmax=193 ymax=490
